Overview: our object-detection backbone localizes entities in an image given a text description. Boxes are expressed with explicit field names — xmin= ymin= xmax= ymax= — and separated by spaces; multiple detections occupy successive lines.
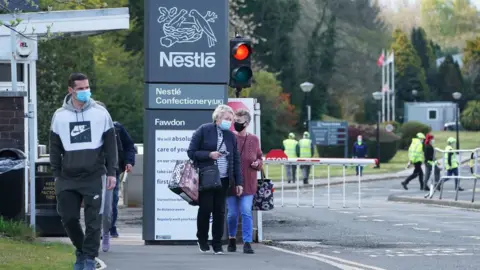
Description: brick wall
xmin=0 ymin=97 xmax=24 ymax=151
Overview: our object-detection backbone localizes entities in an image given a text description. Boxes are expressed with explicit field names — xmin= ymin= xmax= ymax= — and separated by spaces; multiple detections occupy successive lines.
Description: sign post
xmin=143 ymin=0 xmax=229 ymax=244
xmin=309 ymin=121 xmax=349 ymax=158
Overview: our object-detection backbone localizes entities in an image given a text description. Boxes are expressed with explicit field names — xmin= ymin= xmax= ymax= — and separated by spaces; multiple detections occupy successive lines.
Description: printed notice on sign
xmin=154 ymin=130 xmax=213 ymax=240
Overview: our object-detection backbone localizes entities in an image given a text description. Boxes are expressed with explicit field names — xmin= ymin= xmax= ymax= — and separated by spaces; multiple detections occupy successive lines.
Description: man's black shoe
xmin=401 ymin=181 xmax=408 ymax=190
xmin=197 ymin=241 xmax=210 ymax=253
xmin=227 ymin=238 xmax=236 ymax=252
xmin=243 ymin=242 xmax=254 ymax=254
xmin=213 ymin=246 xmax=224 ymax=255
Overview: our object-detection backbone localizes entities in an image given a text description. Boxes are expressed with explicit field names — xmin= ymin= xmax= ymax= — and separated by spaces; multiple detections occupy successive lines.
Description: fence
xmin=262 ymin=158 xmax=378 ymax=208
xmin=425 ymin=147 xmax=479 ymax=202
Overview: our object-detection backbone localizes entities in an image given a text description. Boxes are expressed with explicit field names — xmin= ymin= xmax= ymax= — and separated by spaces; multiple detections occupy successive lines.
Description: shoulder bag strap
xmin=239 ymin=134 xmax=248 ymax=156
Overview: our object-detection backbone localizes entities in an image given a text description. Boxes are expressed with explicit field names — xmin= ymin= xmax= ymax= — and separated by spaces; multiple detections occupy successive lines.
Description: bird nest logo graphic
xmin=157 ymin=7 xmax=218 ymax=48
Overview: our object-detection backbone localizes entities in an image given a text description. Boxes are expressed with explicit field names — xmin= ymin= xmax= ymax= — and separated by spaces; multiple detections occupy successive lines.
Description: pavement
xmin=262 ymin=175 xmax=480 ymax=270
xmin=39 ymin=162 xmax=480 ymax=269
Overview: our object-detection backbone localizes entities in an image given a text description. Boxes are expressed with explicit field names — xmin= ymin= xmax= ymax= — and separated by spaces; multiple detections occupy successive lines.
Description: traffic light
xmin=229 ymin=36 xmax=253 ymax=89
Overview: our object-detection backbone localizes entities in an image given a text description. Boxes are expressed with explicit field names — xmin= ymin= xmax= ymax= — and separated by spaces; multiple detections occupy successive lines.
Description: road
xmin=263 ymin=173 xmax=480 ymax=270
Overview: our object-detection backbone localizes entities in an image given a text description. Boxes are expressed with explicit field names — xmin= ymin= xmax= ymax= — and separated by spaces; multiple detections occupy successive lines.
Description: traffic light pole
xmin=235 ymin=87 xmax=242 ymax=98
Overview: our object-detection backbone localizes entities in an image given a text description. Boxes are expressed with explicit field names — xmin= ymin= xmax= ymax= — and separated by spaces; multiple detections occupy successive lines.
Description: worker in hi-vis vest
xmin=444 ymin=137 xmax=464 ymax=191
xmin=282 ymin=132 xmax=298 ymax=183
xmin=470 ymin=151 xmax=479 ymax=177
xmin=401 ymin=133 xmax=426 ymax=190
xmin=296 ymin=131 xmax=314 ymax=184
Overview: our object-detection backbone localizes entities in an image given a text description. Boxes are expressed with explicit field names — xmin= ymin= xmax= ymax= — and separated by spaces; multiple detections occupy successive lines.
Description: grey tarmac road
xmin=263 ymin=169 xmax=480 ymax=270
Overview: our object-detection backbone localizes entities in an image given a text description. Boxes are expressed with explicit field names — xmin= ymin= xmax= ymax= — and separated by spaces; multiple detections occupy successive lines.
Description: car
xmin=443 ymin=122 xmax=464 ymax=131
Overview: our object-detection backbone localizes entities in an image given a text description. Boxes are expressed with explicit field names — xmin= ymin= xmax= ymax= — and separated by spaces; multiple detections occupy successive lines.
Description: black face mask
xmin=234 ymin=122 xmax=246 ymax=132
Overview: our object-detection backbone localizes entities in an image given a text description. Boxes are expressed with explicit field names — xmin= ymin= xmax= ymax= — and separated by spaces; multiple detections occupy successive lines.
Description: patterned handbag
xmin=169 ymin=160 xmax=199 ymax=206
xmin=253 ymin=169 xmax=274 ymax=211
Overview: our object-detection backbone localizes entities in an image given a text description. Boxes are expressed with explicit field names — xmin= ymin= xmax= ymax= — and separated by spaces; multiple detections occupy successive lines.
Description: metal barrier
xmin=263 ymin=158 xmax=378 ymax=208
xmin=425 ymin=147 xmax=479 ymax=202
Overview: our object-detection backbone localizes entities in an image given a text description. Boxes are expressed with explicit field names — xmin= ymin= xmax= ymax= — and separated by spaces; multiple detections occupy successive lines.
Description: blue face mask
xmin=76 ymin=89 xmax=91 ymax=102
xmin=219 ymin=120 xmax=231 ymax=130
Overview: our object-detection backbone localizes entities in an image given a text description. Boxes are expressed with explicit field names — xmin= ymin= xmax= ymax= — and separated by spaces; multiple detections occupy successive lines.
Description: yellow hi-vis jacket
xmin=408 ymin=138 xmax=424 ymax=163
xmin=283 ymin=139 xmax=298 ymax=158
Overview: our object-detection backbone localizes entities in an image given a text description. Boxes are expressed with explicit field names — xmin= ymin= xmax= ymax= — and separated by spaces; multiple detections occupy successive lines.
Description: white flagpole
xmin=386 ymin=52 xmax=390 ymax=122
xmin=381 ymin=49 xmax=385 ymax=123
xmin=392 ymin=50 xmax=395 ymax=122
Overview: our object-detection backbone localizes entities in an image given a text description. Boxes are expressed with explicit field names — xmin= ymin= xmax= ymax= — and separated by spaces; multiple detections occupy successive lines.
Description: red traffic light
xmin=233 ymin=44 xmax=250 ymax=61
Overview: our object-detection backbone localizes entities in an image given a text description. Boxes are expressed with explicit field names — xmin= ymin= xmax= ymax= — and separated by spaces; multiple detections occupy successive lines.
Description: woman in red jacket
xmin=226 ymin=108 xmax=263 ymax=254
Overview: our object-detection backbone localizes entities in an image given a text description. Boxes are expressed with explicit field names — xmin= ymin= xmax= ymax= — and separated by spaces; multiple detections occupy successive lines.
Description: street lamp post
xmin=452 ymin=92 xmax=462 ymax=149
xmin=372 ymin=91 xmax=383 ymax=168
xmin=412 ymin=89 xmax=418 ymax=102
xmin=300 ymin=82 xmax=314 ymax=130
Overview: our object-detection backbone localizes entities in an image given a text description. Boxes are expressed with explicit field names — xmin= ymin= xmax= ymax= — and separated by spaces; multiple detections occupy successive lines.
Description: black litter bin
xmin=26 ymin=158 xmax=66 ymax=237
xmin=0 ymin=148 xmax=26 ymax=221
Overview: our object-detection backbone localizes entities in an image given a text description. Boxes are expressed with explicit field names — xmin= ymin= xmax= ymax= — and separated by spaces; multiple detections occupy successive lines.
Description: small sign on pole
xmin=385 ymin=124 xmax=394 ymax=133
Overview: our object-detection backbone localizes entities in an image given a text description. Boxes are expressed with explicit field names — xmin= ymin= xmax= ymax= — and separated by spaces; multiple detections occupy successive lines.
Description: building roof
xmin=405 ymin=102 xmax=456 ymax=108
xmin=436 ymin=53 xmax=464 ymax=68
xmin=0 ymin=8 xmax=129 ymax=36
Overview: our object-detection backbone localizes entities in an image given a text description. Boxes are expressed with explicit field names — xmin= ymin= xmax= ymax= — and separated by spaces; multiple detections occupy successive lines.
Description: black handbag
xmin=253 ymin=169 xmax=274 ymax=211
xmin=198 ymin=136 xmax=225 ymax=191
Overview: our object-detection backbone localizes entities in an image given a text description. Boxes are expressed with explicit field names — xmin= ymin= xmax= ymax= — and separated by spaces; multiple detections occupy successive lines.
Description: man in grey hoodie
xmin=50 ymin=73 xmax=118 ymax=270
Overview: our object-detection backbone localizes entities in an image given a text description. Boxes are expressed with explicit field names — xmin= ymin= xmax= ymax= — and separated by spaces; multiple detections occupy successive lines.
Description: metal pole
xmin=10 ymin=30 xmax=18 ymax=92
xmin=358 ymin=170 xmax=361 ymax=208
xmin=327 ymin=165 xmax=330 ymax=208
xmin=392 ymin=51 xmax=396 ymax=121
xmin=307 ymin=105 xmax=311 ymax=131
xmin=296 ymin=164 xmax=299 ymax=207
xmin=311 ymin=164 xmax=315 ymax=208
xmin=28 ymin=103 xmax=35 ymax=231
xmin=342 ymin=165 xmax=346 ymax=208
xmin=376 ymin=109 xmax=381 ymax=168
xmin=386 ymin=60 xmax=390 ymax=122
xmin=381 ymin=49 xmax=385 ymax=123
xmin=456 ymin=103 xmax=460 ymax=150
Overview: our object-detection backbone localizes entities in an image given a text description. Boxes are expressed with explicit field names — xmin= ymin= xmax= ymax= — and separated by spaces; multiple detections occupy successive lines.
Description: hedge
xmin=461 ymin=101 xmax=480 ymax=131
xmin=399 ymin=121 xmax=431 ymax=150
xmin=317 ymin=124 xmax=400 ymax=163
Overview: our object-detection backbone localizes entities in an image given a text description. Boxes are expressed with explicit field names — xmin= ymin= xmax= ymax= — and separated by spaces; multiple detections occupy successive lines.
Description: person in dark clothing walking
xmin=423 ymin=134 xmax=440 ymax=191
xmin=352 ymin=135 xmax=368 ymax=176
xmin=95 ymin=101 xmax=136 ymax=252
xmin=50 ymin=73 xmax=118 ymax=270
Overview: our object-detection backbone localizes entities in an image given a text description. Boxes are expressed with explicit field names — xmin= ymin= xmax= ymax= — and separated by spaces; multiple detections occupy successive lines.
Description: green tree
xmin=437 ymin=54 xmax=464 ymax=101
xmin=411 ymin=27 xmax=438 ymax=99
xmin=91 ymin=33 xmax=144 ymax=142
xmin=460 ymin=101 xmax=480 ymax=131
xmin=37 ymin=37 xmax=97 ymax=145
xmin=231 ymin=71 xmax=298 ymax=151
xmin=303 ymin=14 xmax=336 ymax=126
xmin=421 ymin=0 xmax=480 ymax=48
xmin=240 ymin=0 xmax=300 ymax=102
xmin=391 ymin=28 xmax=429 ymax=117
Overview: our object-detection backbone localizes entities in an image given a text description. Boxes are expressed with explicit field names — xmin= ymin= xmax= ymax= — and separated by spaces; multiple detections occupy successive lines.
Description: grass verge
xmin=0 ymin=217 xmax=73 ymax=269
xmin=0 ymin=237 xmax=74 ymax=270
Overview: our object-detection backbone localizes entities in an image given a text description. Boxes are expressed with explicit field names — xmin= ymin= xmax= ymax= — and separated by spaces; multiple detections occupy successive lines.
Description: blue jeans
xmin=356 ymin=166 xmax=363 ymax=176
xmin=447 ymin=167 xmax=460 ymax=188
xmin=226 ymin=195 xmax=254 ymax=243
xmin=110 ymin=173 xmax=120 ymax=231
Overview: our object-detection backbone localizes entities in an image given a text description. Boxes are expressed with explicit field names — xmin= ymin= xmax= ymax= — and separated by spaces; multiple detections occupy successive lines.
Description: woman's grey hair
xmin=212 ymin=104 xmax=234 ymax=121
xmin=235 ymin=108 xmax=251 ymax=123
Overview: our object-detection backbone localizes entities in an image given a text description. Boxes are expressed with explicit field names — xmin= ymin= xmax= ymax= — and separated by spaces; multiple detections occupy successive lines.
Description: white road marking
xmin=266 ymin=246 xmax=364 ymax=270
xmin=393 ymin=223 xmax=418 ymax=226
xmin=429 ymin=230 xmax=441 ymax=233
xmin=412 ymin=227 xmax=430 ymax=231
xmin=266 ymin=245 xmax=386 ymax=270
xmin=372 ymin=219 xmax=384 ymax=222
xmin=310 ymin=252 xmax=388 ymax=270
